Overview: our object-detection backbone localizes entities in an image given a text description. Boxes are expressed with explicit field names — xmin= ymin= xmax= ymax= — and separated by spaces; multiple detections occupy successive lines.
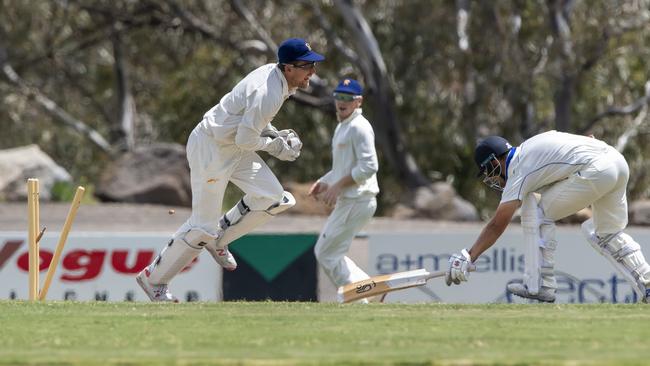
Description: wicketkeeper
xmin=446 ymin=131 xmax=650 ymax=303
xmin=137 ymin=38 xmax=325 ymax=301
xmin=308 ymin=78 xmax=379 ymax=302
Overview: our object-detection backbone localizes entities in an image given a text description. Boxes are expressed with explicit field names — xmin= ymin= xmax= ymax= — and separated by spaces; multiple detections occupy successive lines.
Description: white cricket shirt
xmin=196 ymin=64 xmax=295 ymax=150
xmin=501 ymin=131 xmax=611 ymax=203
xmin=319 ymin=109 xmax=379 ymax=198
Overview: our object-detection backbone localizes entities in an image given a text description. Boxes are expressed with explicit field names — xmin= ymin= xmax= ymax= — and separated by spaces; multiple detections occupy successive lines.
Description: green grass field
xmin=1 ymin=301 xmax=648 ymax=365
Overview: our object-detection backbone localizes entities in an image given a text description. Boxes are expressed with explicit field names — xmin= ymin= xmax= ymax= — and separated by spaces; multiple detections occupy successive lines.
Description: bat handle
xmin=425 ymin=264 xmax=476 ymax=280
xmin=425 ymin=270 xmax=448 ymax=280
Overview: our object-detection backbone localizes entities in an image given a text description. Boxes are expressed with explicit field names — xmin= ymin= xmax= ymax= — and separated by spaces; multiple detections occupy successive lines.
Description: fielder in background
xmin=446 ymin=131 xmax=650 ymax=303
xmin=308 ymin=78 xmax=379 ymax=303
xmin=137 ymin=38 xmax=325 ymax=302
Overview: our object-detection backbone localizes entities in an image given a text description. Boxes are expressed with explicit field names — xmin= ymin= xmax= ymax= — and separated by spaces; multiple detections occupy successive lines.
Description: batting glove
xmin=446 ymin=248 xmax=473 ymax=286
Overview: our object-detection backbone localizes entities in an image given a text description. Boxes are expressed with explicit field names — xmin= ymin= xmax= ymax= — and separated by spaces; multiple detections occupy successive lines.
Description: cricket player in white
xmin=308 ymin=78 xmax=379 ymax=302
xmin=445 ymin=131 xmax=650 ymax=303
xmin=136 ymin=38 xmax=325 ymax=302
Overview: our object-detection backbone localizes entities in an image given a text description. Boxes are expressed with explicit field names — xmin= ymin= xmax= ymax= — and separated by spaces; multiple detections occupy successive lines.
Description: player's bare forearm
xmin=468 ymin=200 xmax=519 ymax=261
xmin=468 ymin=220 xmax=507 ymax=261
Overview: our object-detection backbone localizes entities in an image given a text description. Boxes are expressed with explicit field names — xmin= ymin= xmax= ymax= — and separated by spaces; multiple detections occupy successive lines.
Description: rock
xmin=96 ymin=143 xmax=191 ymax=206
xmin=446 ymin=196 xmax=481 ymax=221
xmin=0 ymin=145 xmax=71 ymax=201
xmin=394 ymin=182 xmax=479 ymax=221
xmin=413 ymin=182 xmax=454 ymax=213
xmin=390 ymin=203 xmax=417 ymax=220
xmin=629 ymin=200 xmax=650 ymax=225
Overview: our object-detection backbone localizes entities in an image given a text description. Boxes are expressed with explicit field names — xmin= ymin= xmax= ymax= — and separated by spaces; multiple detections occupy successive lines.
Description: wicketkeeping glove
xmin=261 ymin=127 xmax=302 ymax=153
xmin=280 ymin=129 xmax=303 ymax=152
xmin=260 ymin=125 xmax=280 ymax=139
xmin=445 ymin=248 xmax=473 ymax=286
xmin=262 ymin=136 xmax=299 ymax=161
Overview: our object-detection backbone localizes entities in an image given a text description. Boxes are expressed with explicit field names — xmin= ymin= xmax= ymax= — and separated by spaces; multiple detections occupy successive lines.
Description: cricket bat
xmin=337 ymin=268 xmax=446 ymax=303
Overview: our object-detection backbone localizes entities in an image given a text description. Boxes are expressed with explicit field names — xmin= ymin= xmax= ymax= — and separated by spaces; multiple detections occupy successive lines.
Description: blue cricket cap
xmin=333 ymin=78 xmax=363 ymax=95
xmin=278 ymin=38 xmax=325 ymax=64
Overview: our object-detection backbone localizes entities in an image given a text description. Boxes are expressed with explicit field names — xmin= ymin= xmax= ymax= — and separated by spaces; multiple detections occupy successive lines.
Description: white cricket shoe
xmin=136 ymin=268 xmax=179 ymax=303
xmin=506 ymin=283 xmax=556 ymax=303
xmin=207 ymin=245 xmax=238 ymax=271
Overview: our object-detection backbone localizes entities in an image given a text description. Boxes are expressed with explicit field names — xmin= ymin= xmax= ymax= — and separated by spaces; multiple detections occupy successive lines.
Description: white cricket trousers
xmin=175 ymin=127 xmax=285 ymax=236
xmin=314 ymin=196 xmax=377 ymax=287
xmin=539 ymin=146 xmax=629 ymax=235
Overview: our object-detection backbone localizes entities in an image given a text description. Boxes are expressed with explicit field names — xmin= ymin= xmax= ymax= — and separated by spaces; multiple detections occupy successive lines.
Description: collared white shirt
xmin=197 ymin=64 xmax=296 ymax=150
xmin=501 ymin=130 xmax=611 ymax=203
xmin=319 ymin=108 xmax=379 ymax=198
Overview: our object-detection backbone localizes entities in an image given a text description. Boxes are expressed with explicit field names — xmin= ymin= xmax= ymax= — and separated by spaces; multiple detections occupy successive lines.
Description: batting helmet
xmin=474 ymin=136 xmax=511 ymax=176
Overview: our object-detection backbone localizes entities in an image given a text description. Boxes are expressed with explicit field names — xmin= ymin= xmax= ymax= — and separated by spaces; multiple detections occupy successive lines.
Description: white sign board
xmin=0 ymin=232 xmax=221 ymax=302
xmin=369 ymin=226 xmax=650 ymax=303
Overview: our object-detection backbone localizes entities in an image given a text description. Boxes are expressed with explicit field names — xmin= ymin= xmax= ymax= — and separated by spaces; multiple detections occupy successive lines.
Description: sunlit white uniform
xmin=502 ymin=130 xmax=627 ymax=233
xmin=314 ymin=108 xmax=379 ymax=287
xmin=142 ymin=63 xmax=297 ymax=290
xmin=502 ymin=131 xmax=650 ymax=301
xmin=177 ymin=63 xmax=296 ymax=236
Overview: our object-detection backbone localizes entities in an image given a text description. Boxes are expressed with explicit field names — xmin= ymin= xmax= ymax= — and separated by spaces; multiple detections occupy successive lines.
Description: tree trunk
xmin=553 ymin=73 xmax=574 ymax=132
xmin=112 ymin=29 xmax=136 ymax=151
xmin=548 ymin=0 xmax=575 ymax=131
xmin=334 ymin=0 xmax=430 ymax=189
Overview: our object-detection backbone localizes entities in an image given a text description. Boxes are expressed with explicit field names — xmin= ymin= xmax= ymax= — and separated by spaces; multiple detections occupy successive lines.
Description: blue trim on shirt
xmin=504 ymin=147 xmax=516 ymax=181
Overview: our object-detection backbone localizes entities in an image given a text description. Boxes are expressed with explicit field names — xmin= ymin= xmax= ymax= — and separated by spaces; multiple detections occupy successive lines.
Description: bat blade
xmin=337 ymin=268 xmax=446 ymax=303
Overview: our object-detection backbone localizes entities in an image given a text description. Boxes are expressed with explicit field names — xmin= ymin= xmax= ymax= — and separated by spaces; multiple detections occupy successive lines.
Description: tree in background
xmin=1 ymin=0 xmax=649 ymax=215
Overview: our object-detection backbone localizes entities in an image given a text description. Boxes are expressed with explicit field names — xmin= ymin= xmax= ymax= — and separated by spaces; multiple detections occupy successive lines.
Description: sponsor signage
xmin=0 ymin=232 xmax=220 ymax=301
xmin=223 ymin=234 xmax=319 ymax=301
xmin=369 ymin=226 xmax=650 ymax=303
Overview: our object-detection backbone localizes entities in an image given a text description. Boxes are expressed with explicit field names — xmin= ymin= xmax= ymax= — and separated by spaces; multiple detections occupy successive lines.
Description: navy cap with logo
xmin=278 ymin=38 xmax=325 ymax=64
xmin=334 ymin=78 xmax=363 ymax=95
xmin=474 ymin=136 xmax=511 ymax=176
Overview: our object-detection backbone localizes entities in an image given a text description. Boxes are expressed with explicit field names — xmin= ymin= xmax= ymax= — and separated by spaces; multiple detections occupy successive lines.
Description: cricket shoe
xmin=136 ymin=268 xmax=179 ymax=303
xmin=207 ymin=245 xmax=237 ymax=271
xmin=506 ymin=283 xmax=556 ymax=303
